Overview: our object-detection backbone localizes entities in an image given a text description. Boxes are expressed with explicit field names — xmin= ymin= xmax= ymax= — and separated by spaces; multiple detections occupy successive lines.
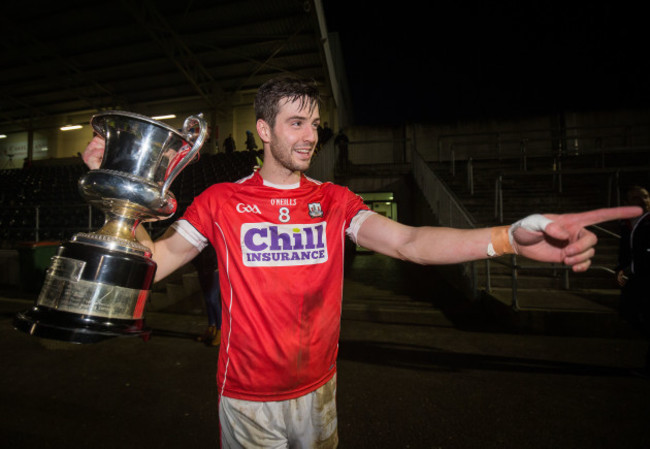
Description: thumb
xmin=509 ymin=214 xmax=563 ymax=244
xmin=540 ymin=220 xmax=570 ymax=241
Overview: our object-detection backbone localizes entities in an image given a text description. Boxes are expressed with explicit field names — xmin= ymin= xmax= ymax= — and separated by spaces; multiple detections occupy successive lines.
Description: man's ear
xmin=257 ymin=119 xmax=271 ymax=143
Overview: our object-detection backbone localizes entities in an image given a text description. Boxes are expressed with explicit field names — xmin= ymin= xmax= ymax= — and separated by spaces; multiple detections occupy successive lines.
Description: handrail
xmin=435 ymin=130 xmax=650 ymax=178
xmin=411 ymin=148 xmax=480 ymax=298
xmin=0 ymin=203 xmax=96 ymax=245
xmin=590 ymin=224 xmax=621 ymax=239
xmin=412 ymin=149 xmax=476 ymax=229
xmin=436 ymin=123 xmax=650 ymax=159
xmin=487 ymin=255 xmax=618 ymax=312
xmin=493 ymin=166 xmax=650 ymax=223
xmin=437 ymin=123 xmax=650 ymax=140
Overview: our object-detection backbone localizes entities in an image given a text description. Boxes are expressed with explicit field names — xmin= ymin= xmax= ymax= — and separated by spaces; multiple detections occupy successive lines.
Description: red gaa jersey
xmin=173 ymin=171 xmax=373 ymax=401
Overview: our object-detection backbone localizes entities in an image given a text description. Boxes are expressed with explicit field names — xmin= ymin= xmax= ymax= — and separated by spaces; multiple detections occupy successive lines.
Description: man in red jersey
xmin=83 ymin=76 xmax=641 ymax=448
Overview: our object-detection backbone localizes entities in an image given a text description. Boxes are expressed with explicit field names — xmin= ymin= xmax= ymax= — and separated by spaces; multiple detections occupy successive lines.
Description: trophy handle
xmin=161 ymin=113 xmax=208 ymax=197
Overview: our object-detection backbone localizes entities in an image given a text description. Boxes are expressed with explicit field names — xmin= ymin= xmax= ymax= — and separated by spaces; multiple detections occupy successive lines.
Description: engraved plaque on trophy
xmin=13 ymin=111 xmax=207 ymax=343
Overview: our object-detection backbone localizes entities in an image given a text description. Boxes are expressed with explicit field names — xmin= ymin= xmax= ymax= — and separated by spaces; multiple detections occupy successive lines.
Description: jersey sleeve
xmin=346 ymin=210 xmax=375 ymax=244
xmin=170 ymin=220 xmax=208 ymax=252
xmin=171 ymin=184 xmax=222 ymax=250
xmin=341 ymin=186 xmax=375 ymax=244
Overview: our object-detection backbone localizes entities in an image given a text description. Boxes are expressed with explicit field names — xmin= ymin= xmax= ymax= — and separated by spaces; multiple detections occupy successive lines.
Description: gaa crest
xmin=308 ymin=202 xmax=323 ymax=218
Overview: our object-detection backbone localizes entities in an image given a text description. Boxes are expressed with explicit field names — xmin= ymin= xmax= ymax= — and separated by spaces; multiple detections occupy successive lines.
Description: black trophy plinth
xmin=13 ymin=305 xmax=151 ymax=344
xmin=13 ymin=239 xmax=156 ymax=344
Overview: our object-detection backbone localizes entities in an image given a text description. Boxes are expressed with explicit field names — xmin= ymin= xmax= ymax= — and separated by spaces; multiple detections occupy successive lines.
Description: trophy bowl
xmin=13 ymin=111 xmax=207 ymax=343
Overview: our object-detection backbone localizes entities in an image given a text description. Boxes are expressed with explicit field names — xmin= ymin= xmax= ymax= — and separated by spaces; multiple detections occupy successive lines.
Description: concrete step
xmin=146 ymin=264 xmax=203 ymax=313
xmin=341 ymin=278 xmax=451 ymax=326
xmin=481 ymin=287 xmax=639 ymax=337
xmin=148 ymin=290 xmax=181 ymax=312
xmin=0 ymin=249 xmax=19 ymax=287
xmin=483 ymin=274 xmax=619 ymax=290
xmin=182 ymin=271 xmax=201 ymax=295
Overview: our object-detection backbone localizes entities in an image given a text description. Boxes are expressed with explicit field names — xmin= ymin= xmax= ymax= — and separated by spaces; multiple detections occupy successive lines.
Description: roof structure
xmin=0 ymin=0 xmax=342 ymax=135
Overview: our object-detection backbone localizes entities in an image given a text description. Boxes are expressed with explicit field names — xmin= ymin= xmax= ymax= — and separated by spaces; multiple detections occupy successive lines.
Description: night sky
xmin=323 ymin=2 xmax=649 ymax=125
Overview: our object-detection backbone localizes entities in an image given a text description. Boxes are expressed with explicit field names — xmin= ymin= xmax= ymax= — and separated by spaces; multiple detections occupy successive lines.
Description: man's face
xmin=267 ymin=98 xmax=320 ymax=173
xmin=628 ymin=188 xmax=650 ymax=212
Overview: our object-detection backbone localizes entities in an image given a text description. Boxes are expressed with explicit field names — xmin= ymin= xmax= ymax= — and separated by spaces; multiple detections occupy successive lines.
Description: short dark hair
xmin=254 ymin=75 xmax=321 ymax=128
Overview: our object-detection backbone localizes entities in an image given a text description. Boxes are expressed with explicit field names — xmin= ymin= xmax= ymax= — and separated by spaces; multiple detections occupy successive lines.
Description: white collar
xmin=262 ymin=178 xmax=300 ymax=190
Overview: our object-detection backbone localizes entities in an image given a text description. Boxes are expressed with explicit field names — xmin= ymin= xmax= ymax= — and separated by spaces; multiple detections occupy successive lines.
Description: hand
xmin=82 ymin=135 xmax=105 ymax=170
xmin=511 ymin=206 xmax=642 ymax=272
xmin=615 ymin=269 xmax=628 ymax=287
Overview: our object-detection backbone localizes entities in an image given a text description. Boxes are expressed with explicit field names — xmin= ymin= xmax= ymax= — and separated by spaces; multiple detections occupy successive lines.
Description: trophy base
xmin=13 ymin=305 xmax=151 ymax=344
xmin=13 ymin=237 xmax=157 ymax=344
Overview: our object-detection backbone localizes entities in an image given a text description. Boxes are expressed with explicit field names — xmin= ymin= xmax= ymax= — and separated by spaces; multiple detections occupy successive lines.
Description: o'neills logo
xmin=270 ymin=198 xmax=297 ymax=206
xmin=241 ymin=222 xmax=327 ymax=267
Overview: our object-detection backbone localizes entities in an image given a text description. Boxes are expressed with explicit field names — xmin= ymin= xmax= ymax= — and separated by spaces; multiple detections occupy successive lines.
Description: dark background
xmin=323 ymin=1 xmax=649 ymax=125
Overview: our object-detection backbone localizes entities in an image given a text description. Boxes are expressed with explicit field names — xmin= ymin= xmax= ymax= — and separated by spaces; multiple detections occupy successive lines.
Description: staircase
xmin=147 ymin=264 xmax=205 ymax=315
xmin=342 ymin=277 xmax=450 ymax=326
xmin=434 ymin=155 xmax=626 ymax=275
xmin=428 ymin=152 xmax=650 ymax=335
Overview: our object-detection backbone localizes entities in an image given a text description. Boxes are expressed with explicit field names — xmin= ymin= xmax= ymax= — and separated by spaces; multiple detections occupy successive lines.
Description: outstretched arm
xmin=356 ymin=217 xmax=492 ymax=265
xmin=356 ymin=206 xmax=642 ymax=272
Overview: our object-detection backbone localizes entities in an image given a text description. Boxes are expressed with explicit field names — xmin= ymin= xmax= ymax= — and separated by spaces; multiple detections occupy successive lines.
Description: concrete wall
xmin=342 ymin=108 xmax=650 ymax=166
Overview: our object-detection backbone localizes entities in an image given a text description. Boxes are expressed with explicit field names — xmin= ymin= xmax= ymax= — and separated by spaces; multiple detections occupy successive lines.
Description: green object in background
xmin=16 ymin=241 xmax=61 ymax=293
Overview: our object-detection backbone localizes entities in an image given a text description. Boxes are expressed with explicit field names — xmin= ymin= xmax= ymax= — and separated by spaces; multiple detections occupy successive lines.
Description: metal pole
xmin=494 ymin=178 xmax=498 ymax=220
xmin=467 ymin=158 xmax=474 ymax=195
xmin=607 ymin=173 xmax=613 ymax=207
xmin=498 ymin=176 xmax=503 ymax=223
xmin=450 ymin=145 xmax=455 ymax=176
xmin=511 ymin=255 xmax=518 ymax=310
xmin=485 ymin=259 xmax=491 ymax=292
xmin=35 ymin=205 xmax=40 ymax=242
xmin=471 ymin=261 xmax=477 ymax=299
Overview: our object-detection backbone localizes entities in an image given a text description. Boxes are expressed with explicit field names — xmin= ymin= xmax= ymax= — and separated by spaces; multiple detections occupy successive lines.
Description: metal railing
xmin=0 ymin=203 xmax=98 ymax=245
xmin=487 ymin=255 xmax=618 ymax=312
xmin=411 ymin=148 xmax=481 ymax=298
xmin=435 ymin=124 xmax=650 ymax=163
xmin=0 ymin=200 xmax=191 ymax=250
xmin=493 ymin=166 xmax=650 ymax=223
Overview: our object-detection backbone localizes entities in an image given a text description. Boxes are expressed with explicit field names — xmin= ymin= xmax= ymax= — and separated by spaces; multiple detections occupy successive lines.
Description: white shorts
xmin=219 ymin=375 xmax=338 ymax=449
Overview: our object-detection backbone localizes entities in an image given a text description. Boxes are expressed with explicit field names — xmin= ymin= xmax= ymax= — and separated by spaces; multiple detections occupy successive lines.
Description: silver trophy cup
xmin=14 ymin=111 xmax=207 ymax=343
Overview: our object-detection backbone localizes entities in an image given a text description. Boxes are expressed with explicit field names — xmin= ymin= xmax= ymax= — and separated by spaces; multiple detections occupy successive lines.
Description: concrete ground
xmin=1 ymin=253 xmax=649 ymax=449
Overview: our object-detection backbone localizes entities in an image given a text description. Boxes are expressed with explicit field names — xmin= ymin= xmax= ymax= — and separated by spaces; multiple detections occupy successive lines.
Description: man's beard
xmin=269 ymin=140 xmax=313 ymax=173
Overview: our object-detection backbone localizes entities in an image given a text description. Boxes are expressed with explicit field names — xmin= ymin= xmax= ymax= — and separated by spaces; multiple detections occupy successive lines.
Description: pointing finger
xmin=570 ymin=206 xmax=642 ymax=228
